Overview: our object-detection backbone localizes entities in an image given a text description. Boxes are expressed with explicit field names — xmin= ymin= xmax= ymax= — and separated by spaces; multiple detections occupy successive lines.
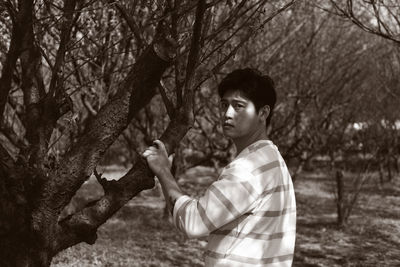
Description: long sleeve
xmin=172 ymin=155 xmax=280 ymax=238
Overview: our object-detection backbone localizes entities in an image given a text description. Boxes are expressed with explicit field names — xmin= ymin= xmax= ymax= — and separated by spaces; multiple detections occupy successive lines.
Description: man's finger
xmin=148 ymin=146 xmax=157 ymax=152
xmin=142 ymin=150 xmax=156 ymax=157
xmin=153 ymin=140 xmax=166 ymax=152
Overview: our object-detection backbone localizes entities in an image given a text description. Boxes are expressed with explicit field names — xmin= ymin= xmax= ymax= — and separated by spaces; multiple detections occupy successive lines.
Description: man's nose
xmin=224 ymin=105 xmax=235 ymax=119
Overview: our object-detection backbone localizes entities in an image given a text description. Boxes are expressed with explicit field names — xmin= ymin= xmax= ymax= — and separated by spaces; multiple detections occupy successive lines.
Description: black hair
xmin=218 ymin=68 xmax=277 ymax=127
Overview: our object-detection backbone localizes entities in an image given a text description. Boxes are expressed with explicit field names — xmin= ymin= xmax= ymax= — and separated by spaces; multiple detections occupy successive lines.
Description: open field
xmin=53 ymin=166 xmax=400 ymax=267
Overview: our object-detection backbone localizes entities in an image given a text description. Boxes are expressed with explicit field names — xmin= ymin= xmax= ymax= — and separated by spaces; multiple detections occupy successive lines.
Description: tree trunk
xmin=1 ymin=238 xmax=52 ymax=267
xmin=386 ymin=156 xmax=392 ymax=182
xmin=0 ymin=163 xmax=53 ymax=267
xmin=378 ymin=160 xmax=385 ymax=185
xmin=393 ymin=155 xmax=399 ymax=174
xmin=336 ymin=169 xmax=345 ymax=227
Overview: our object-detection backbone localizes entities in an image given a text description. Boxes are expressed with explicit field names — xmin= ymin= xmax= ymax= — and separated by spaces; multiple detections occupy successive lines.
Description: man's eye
xmin=220 ymin=102 xmax=228 ymax=109
xmin=234 ymin=103 xmax=245 ymax=109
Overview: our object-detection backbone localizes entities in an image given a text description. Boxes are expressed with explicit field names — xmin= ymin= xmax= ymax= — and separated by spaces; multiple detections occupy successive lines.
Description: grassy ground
xmin=52 ymin=166 xmax=400 ymax=267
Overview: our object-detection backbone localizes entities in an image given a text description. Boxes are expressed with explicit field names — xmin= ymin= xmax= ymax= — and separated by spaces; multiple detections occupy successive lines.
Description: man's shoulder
xmin=219 ymin=140 xmax=284 ymax=180
xmin=246 ymin=139 xmax=276 ymax=153
xmin=237 ymin=140 xmax=280 ymax=161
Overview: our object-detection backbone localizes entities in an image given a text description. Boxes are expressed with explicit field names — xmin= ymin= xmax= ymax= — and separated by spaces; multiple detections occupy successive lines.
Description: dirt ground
xmin=52 ymin=166 xmax=400 ymax=267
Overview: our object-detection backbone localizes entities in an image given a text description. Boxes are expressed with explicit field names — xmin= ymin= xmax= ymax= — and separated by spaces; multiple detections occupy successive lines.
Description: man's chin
xmin=223 ymin=129 xmax=236 ymax=138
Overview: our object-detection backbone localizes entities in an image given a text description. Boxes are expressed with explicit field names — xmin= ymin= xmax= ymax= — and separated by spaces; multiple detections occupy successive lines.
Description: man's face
xmin=220 ymin=89 xmax=263 ymax=140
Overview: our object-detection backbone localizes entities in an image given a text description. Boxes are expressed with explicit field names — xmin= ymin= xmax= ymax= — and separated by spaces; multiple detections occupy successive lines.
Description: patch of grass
xmin=53 ymin=204 xmax=205 ymax=267
xmin=294 ymin=171 xmax=400 ymax=267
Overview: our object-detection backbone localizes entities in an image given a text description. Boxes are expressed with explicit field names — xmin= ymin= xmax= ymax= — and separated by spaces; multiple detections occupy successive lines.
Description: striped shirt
xmin=173 ymin=140 xmax=296 ymax=266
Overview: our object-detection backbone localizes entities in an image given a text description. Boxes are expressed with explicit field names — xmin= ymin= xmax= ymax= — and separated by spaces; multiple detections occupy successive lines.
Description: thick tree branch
xmin=158 ymin=81 xmax=175 ymax=118
xmin=0 ymin=0 xmax=33 ymax=124
xmin=166 ymin=0 xmax=183 ymax=105
xmin=183 ymin=0 xmax=206 ymax=94
xmin=33 ymin=40 xmax=174 ymax=230
xmin=48 ymin=0 xmax=78 ymax=97
xmin=20 ymin=40 xmax=46 ymax=166
xmin=52 ymin=2 xmax=208 ymax=250
xmin=29 ymin=39 xmax=174 ymax=253
xmin=18 ymin=0 xmax=62 ymax=169
xmin=55 ymin=154 xmax=153 ymax=250
xmin=55 ymin=100 xmax=194 ymax=251
xmin=161 ymin=0 xmax=207 ymax=154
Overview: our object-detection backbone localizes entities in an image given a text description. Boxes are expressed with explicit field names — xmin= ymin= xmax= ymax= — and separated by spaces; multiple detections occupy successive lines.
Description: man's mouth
xmin=223 ymin=122 xmax=234 ymax=128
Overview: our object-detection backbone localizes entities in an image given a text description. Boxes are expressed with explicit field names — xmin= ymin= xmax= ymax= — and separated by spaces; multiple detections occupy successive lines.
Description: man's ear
xmin=259 ymin=105 xmax=270 ymax=121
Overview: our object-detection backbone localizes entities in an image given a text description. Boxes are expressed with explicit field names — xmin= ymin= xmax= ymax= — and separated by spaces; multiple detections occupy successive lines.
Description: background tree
xmin=328 ymin=0 xmax=400 ymax=45
xmin=225 ymin=1 xmax=399 ymax=225
xmin=139 ymin=0 xmax=400 ymax=228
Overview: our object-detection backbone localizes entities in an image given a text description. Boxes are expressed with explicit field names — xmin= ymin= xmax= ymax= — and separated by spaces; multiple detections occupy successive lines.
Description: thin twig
xmin=115 ymin=3 xmax=144 ymax=51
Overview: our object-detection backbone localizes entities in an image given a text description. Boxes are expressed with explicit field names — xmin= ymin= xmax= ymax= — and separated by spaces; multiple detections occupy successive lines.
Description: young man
xmin=143 ymin=68 xmax=296 ymax=266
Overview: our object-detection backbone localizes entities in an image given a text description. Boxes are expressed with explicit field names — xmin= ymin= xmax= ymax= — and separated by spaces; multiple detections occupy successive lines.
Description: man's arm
xmin=157 ymin=168 xmax=184 ymax=214
xmin=142 ymin=140 xmax=184 ymax=214
xmin=143 ymin=140 xmax=262 ymax=239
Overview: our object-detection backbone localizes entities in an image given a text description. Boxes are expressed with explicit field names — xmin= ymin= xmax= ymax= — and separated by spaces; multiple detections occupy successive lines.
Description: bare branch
xmin=0 ymin=0 xmax=34 ymax=124
xmin=329 ymin=0 xmax=400 ymax=45
xmin=158 ymin=81 xmax=175 ymax=118
xmin=167 ymin=0 xmax=184 ymax=106
xmin=114 ymin=2 xmax=145 ymax=52
xmin=196 ymin=0 xmax=298 ymax=89
xmin=183 ymin=0 xmax=207 ymax=90
xmin=48 ymin=0 xmax=79 ymax=97
xmin=204 ymin=0 xmax=255 ymax=43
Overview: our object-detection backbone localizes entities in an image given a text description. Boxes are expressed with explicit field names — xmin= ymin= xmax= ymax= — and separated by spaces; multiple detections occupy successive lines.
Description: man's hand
xmin=143 ymin=140 xmax=183 ymax=215
xmin=142 ymin=140 xmax=171 ymax=177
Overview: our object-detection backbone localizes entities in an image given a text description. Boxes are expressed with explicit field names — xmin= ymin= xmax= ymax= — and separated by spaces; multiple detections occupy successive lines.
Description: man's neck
xmin=233 ymin=129 xmax=269 ymax=155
